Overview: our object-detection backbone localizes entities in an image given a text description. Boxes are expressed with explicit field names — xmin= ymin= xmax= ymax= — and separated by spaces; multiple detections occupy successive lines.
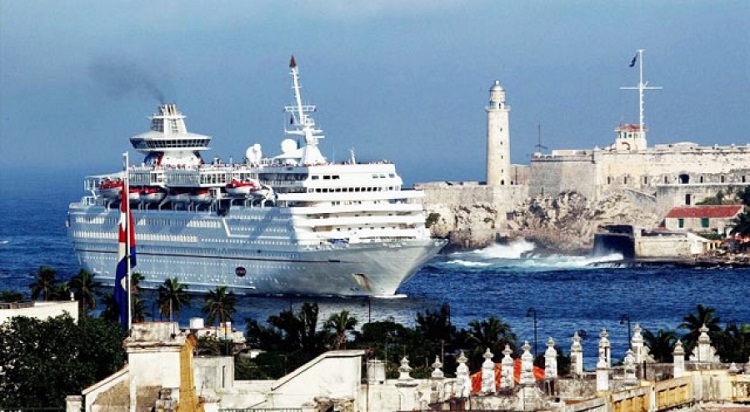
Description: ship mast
xmin=620 ymin=49 xmax=661 ymax=143
xmin=285 ymin=56 xmax=326 ymax=165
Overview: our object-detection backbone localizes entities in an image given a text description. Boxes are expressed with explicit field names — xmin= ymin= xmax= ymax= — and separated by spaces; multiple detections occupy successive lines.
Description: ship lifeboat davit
xmin=140 ymin=186 xmax=166 ymax=203
xmin=190 ymin=188 xmax=213 ymax=204
xmin=99 ymin=179 xmax=123 ymax=199
xmin=225 ymin=179 xmax=259 ymax=196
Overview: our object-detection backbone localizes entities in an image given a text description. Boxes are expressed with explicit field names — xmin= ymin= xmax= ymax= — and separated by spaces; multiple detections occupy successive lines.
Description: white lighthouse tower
xmin=486 ymin=80 xmax=511 ymax=186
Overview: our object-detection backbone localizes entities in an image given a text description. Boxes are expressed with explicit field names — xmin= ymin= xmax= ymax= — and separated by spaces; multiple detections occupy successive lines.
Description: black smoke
xmin=88 ymin=58 xmax=167 ymax=104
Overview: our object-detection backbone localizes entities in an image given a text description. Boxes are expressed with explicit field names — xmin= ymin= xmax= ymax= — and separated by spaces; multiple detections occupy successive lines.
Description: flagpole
xmin=124 ymin=152 xmax=132 ymax=332
xmin=620 ymin=49 xmax=662 ymax=145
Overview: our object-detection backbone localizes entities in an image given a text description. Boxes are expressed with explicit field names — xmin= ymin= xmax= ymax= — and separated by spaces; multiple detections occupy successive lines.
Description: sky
xmin=1 ymin=1 xmax=748 ymax=185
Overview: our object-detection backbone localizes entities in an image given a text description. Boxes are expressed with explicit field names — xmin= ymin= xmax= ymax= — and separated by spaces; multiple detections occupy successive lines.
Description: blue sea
xmin=0 ymin=167 xmax=748 ymax=368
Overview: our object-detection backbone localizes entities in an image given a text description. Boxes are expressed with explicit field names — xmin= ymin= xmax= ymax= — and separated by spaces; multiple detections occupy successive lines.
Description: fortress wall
xmin=417 ymin=183 xmax=529 ymax=212
xmin=529 ymin=156 xmax=597 ymax=199
xmin=531 ymin=148 xmax=750 ymax=205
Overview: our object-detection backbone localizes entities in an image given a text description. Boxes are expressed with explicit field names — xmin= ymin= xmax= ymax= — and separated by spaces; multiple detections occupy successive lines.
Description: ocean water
xmin=0 ymin=168 xmax=748 ymax=369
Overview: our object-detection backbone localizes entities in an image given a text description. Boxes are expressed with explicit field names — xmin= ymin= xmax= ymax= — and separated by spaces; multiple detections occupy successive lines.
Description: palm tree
xmin=715 ymin=322 xmax=750 ymax=363
xmin=465 ymin=316 xmax=518 ymax=369
xmin=324 ymin=310 xmax=358 ymax=350
xmin=678 ymin=304 xmax=722 ymax=350
xmin=642 ymin=328 xmax=679 ymax=362
xmin=416 ymin=303 xmax=456 ymax=355
xmin=157 ymin=278 xmax=191 ymax=322
xmin=130 ymin=272 xmax=145 ymax=295
xmin=29 ymin=266 xmax=59 ymax=301
xmin=730 ymin=211 xmax=750 ymax=236
xmin=68 ymin=269 xmax=99 ymax=317
xmin=202 ymin=286 xmax=237 ymax=328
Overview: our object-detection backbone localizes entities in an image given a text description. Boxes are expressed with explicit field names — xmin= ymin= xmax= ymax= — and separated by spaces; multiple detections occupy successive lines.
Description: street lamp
xmin=526 ymin=307 xmax=538 ymax=357
xmin=620 ymin=314 xmax=631 ymax=349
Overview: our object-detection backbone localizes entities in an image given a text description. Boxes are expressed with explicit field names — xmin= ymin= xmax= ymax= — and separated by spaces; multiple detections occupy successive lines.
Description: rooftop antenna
xmin=535 ymin=123 xmax=548 ymax=153
xmin=620 ymin=49 xmax=661 ymax=141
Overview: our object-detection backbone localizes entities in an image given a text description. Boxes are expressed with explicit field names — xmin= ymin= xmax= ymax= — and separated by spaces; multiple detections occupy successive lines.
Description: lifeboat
xmin=167 ymin=188 xmax=190 ymax=203
xmin=225 ymin=179 xmax=258 ymax=196
xmin=128 ymin=187 xmax=141 ymax=203
xmin=140 ymin=186 xmax=166 ymax=203
xmin=190 ymin=188 xmax=213 ymax=204
xmin=99 ymin=179 xmax=123 ymax=199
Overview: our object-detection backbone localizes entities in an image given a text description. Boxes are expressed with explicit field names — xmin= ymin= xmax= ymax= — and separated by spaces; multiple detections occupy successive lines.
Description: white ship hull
xmin=68 ymin=204 xmax=445 ymax=296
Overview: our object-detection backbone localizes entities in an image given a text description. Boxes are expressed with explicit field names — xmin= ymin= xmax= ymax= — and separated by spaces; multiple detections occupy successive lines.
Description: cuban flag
xmin=114 ymin=183 xmax=136 ymax=329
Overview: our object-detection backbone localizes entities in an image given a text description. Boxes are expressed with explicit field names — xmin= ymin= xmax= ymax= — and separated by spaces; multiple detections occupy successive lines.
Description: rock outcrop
xmin=425 ymin=190 xmax=660 ymax=253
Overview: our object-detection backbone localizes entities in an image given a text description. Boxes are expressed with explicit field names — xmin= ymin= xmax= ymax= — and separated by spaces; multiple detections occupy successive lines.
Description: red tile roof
xmin=665 ymin=205 xmax=744 ymax=219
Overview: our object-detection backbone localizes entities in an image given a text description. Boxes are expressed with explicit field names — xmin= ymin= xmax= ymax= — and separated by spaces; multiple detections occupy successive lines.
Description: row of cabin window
xmin=606 ymin=174 xmax=746 ymax=185
xmin=309 ymin=187 xmax=395 ymax=193
xmin=310 ymin=173 xmax=396 ymax=180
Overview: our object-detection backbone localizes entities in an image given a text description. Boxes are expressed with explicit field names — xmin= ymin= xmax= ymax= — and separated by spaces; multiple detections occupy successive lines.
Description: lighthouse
xmin=486 ymin=80 xmax=511 ymax=186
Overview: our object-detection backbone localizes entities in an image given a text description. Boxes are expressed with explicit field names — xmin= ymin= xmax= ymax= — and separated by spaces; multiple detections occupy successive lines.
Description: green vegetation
xmin=0 ymin=315 xmax=127 ymax=408
xmin=731 ymin=187 xmax=750 ymax=236
xmin=425 ymin=212 xmax=440 ymax=228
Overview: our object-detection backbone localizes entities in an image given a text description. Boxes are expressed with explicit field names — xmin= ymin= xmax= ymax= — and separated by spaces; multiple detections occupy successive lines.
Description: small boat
xmin=128 ymin=187 xmax=141 ymax=203
xmin=225 ymin=179 xmax=258 ymax=196
xmin=167 ymin=188 xmax=190 ymax=203
xmin=99 ymin=179 xmax=123 ymax=199
xmin=190 ymin=188 xmax=213 ymax=204
xmin=140 ymin=186 xmax=166 ymax=203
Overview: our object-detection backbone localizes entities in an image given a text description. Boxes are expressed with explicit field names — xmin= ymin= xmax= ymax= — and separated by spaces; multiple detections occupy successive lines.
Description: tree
xmin=678 ymin=304 xmax=721 ymax=351
xmin=0 ymin=290 xmax=24 ymax=303
xmin=157 ymin=277 xmax=191 ymax=321
xmin=642 ymin=328 xmax=679 ymax=362
xmin=324 ymin=310 xmax=358 ymax=350
xmin=28 ymin=266 xmax=59 ymax=301
xmin=464 ymin=316 xmax=518 ymax=369
xmin=714 ymin=322 xmax=750 ymax=363
xmin=202 ymin=286 xmax=237 ymax=328
xmin=730 ymin=211 xmax=750 ymax=237
xmin=0 ymin=314 xmax=126 ymax=408
xmin=416 ymin=303 xmax=456 ymax=356
xmin=68 ymin=269 xmax=99 ymax=317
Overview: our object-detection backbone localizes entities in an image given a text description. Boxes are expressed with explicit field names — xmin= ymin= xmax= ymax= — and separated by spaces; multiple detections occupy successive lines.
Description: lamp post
xmin=620 ymin=314 xmax=631 ymax=349
xmin=526 ymin=307 xmax=538 ymax=357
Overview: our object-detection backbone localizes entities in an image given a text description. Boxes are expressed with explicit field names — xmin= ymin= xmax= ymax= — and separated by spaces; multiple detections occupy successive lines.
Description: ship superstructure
xmin=67 ymin=57 xmax=446 ymax=297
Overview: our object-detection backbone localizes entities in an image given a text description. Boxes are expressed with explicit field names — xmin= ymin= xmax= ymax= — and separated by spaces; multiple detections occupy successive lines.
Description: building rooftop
xmin=665 ymin=205 xmax=744 ymax=219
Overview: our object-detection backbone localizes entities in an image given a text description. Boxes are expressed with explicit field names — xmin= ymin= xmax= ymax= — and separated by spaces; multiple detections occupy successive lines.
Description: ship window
xmin=323 ymin=175 xmax=331 ymax=180
xmin=389 ymin=173 xmax=395 ymax=178
xmin=311 ymin=176 xmax=319 ymax=180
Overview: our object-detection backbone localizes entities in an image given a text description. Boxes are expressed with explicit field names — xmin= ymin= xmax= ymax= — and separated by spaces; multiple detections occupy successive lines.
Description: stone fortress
xmin=418 ymin=51 xmax=750 ymax=252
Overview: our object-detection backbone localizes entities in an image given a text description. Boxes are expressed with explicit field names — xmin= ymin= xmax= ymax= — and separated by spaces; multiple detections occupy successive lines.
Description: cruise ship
xmin=67 ymin=57 xmax=446 ymax=297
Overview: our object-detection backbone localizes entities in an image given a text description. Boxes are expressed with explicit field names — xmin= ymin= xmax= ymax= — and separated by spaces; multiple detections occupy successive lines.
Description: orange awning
xmin=470 ymin=359 xmax=545 ymax=393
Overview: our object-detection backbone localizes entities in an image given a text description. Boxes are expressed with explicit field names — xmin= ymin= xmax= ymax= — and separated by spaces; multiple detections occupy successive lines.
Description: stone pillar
xmin=396 ymin=357 xmax=418 ymax=411
xmin=544 ymin=337 xmax=558 ymax=380
xmin=501 ymin=344 xmax=515 ymax=390
xmin=673 ymin=340 xmax=685 ymax=378
xmin=431 ymin=356 xmax=445 ymax=403
xmin=481 ymin=348 xmax=496 ymax=394
xmin=598 ymin=329 xmax=611 ymax=368
xmin=367 ymin=359 xmax=386 ymax=384
xmin=398 ymin=356 xmax=413 ymax=381
xmin=623 ymin=349 xmax=637 ymax=386
xmin=455 ymin=351 xmax=471 ymax=398
xmin=689 ymin=324 xmax=719 ymax=363
xmin=631 ymin=323 xmax=645 ymax=363
xmin=596 ymin=355 xmax=609 ymax=392
xmin=520 ymin=341 xmax=535 ymax=386
xmin=65 ymin=395 xmax=82 ymax=412
xmin=570 ymin=331 xmax=583 ymax=376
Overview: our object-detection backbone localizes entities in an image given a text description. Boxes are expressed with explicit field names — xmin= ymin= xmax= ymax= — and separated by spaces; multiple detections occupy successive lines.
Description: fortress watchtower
xmin=486 ymin=80 xmax=511 ymax=186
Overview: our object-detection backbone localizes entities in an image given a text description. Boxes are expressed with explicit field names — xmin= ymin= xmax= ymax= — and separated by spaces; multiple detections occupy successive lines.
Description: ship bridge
xmin=129 ymin=104 xmax=212 ymax=167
